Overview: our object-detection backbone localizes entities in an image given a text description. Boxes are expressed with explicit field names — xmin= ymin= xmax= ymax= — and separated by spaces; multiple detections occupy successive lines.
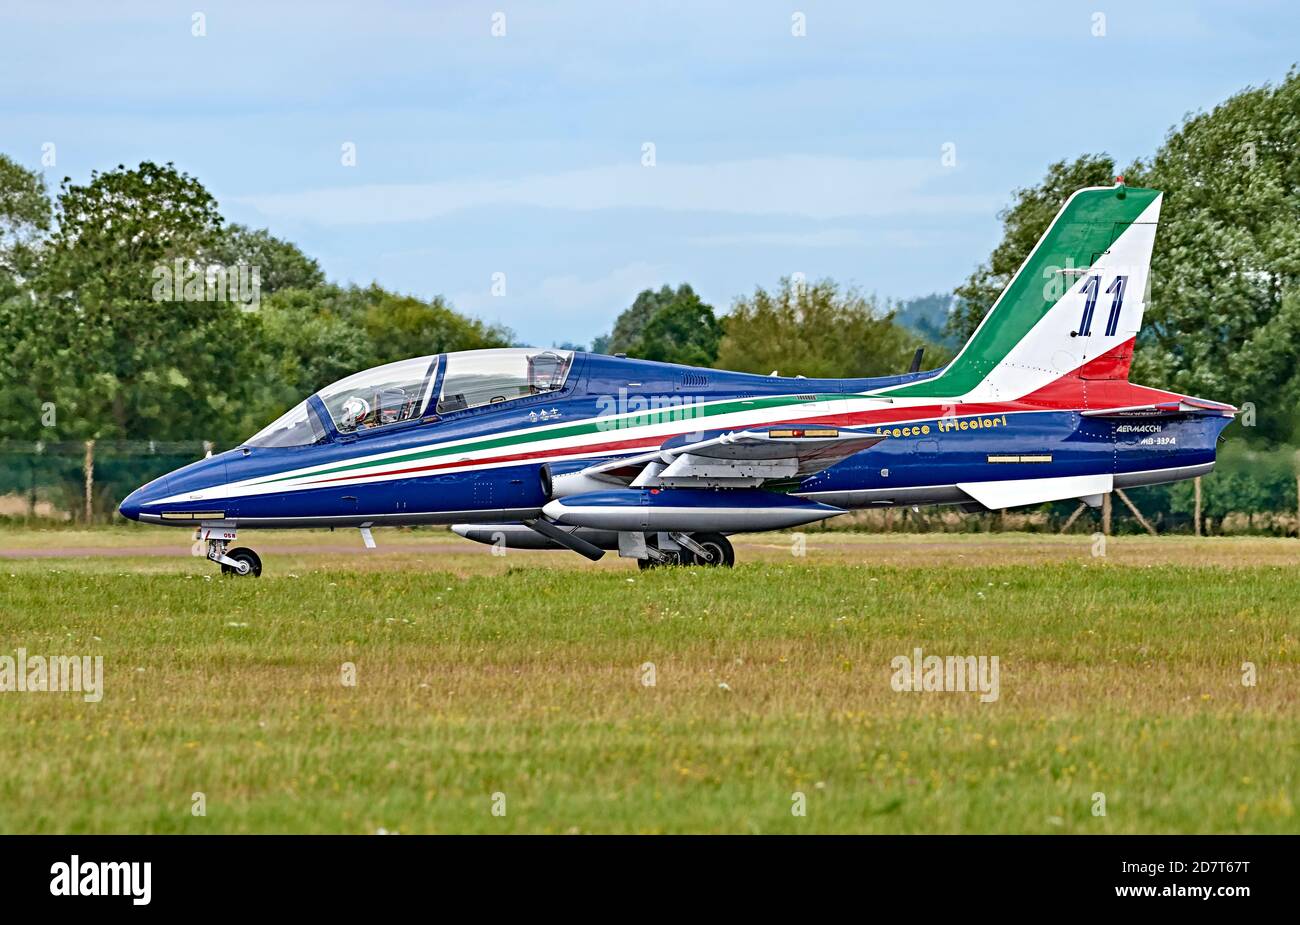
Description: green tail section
xmin=884 ymin=185 xmax=1161 ymax=398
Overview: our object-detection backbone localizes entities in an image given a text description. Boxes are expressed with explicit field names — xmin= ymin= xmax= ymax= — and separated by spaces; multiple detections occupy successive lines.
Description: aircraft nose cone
xmin=118 ymin=475 xmax=172 ymax=521
xmin=118 ymin=488 xmax=144 ymax=522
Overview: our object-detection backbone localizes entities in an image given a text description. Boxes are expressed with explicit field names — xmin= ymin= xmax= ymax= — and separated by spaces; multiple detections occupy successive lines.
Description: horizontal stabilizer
xmin=958 ymin=473 xmax=1113 ymax=511
xmin=1080 ymin=398 xmax=1235 ymax=418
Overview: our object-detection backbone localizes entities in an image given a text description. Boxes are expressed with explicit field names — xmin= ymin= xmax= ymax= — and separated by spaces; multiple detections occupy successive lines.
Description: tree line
xmin=0 ymin=160 xmax=510 ymax=447
xmin=0 ymin=162 xmax=934 ymax=448
xmin=1 ymin=68 xmax=1296 ymax=506
xmin=951 ymin=68 xmax=1300 ymax=446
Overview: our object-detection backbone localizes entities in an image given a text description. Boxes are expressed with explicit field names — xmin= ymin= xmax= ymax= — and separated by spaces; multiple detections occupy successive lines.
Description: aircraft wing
xmin=578 ymin=425 xmax=884 ymax=489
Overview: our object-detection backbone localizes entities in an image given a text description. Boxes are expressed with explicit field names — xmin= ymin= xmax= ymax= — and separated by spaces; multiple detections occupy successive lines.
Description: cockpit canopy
xmin=435 ymin=347 xmax=571 ymax=414
xmin=244 ymin=348 xmax=575 ymax=447
xmin=318 ymin=354 xmax=440 ymax=435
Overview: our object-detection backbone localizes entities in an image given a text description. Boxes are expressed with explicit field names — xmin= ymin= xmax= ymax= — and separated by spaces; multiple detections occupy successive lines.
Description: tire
xmin=221 ymin=547 xmax=262 ymax=577
xmin=637 ymin=536 xmax=690 ymax=569
xmin=687 ymin=533 xmax=734 ymax=567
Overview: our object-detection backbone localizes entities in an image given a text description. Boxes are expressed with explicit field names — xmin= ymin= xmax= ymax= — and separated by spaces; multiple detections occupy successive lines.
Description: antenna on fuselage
xmin=908 ymin=347 xmax=925 ymax=374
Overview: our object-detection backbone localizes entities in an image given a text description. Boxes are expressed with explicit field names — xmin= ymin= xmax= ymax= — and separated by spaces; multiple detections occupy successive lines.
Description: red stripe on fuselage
xmin=297 ymin=402 xmax=1038 ymax=486
xmin=303 ymin=434 xmax=669 ymax=485
xmin=288 ymin=347 xmax=1207 ymax=489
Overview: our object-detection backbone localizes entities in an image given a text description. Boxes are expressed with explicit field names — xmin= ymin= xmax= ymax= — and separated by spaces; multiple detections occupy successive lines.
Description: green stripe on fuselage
xmin=252 ymin=393 xmax=844 ymax=485
xmin=881 ymin=186 xmax=1160 ymax=399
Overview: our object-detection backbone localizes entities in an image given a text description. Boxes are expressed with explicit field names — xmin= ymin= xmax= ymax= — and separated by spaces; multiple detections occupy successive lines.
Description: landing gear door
xmin=197 ymin=521 xmax=238 ymax=543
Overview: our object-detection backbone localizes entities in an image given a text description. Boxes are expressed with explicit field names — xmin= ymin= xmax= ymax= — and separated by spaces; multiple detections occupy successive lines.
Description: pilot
xmin=339 ymin=396 xmax=370 ymax=432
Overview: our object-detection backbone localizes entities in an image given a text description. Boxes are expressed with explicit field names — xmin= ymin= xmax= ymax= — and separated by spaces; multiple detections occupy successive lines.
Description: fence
xmin=1 ymin=439 xmax=1297 ymax=533
xmin=0 ymin=440 xmax=214 ymax=524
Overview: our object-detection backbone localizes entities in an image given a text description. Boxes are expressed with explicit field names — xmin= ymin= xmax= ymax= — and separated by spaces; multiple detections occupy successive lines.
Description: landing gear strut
xmin=199 ymin=523 xmax=262 ymax=577
xmin=637 ymin=532 xmax=735 ymax=569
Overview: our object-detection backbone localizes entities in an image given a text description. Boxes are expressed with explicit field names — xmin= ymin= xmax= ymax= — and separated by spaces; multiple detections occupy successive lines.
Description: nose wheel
xmin=220 ymin=547 xmax=262 ymax=577
xmin=201 ymin=529 xmax=263 ymax=577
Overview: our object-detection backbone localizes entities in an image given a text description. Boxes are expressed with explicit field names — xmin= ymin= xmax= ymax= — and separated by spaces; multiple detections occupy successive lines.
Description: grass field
xmin=0 ymin=525 xmax=1296 ymax=833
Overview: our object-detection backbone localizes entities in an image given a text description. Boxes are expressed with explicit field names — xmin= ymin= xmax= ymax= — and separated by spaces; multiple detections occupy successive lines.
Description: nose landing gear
xmin=197 ymin=523 xmax=262 ymax=577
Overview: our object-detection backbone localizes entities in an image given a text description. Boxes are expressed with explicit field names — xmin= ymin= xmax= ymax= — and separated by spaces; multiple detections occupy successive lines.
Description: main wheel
xmin=221 ymin=547 xmax=262 ymax=577
xmin=687 ymin=533 xmax=734 ymax=567
xmin=636 ymin=536 xmax=689 ymax=569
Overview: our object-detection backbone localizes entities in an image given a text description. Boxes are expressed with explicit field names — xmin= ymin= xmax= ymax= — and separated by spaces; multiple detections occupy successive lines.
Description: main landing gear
xmin=199 ymin=524 xmax=262 ymax=577
xmin=637 ymin=532 xmax=735 ymax=570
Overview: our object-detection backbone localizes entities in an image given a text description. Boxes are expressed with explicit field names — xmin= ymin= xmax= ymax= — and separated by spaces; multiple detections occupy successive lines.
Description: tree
xmin=360 ymin=286 xmax=511 ymax=366
xmin=0 ymin=154 xmax=50 ymax=288
xmin=1126 ymin=68 xmax=1300 ymax=442
xmin=894 ymin=292 xmax=959 ymax=348
xmin=599 ymin=284 xmax=698 ymax=355
xmin=593 ymin=283 xmax=720 ymax=364
xmin=209 ymin=224 xmax=326 ymax=296
xmin=954 ymin=70 xmax=1300 ymax=442
xmin=628 ymin=286 xmax=721 ymax=366
xmin=239 ymin=286 xmax=376 ymax=437
xmin=948 ymin=154 xmax=1117 ymax=343
xmin=0 ymin=156 xmax=53 ymax=440
xmin=717 ymin=277 xmax=916 ymax=378
xmin=32 ymin=161 xmax=263 ymax=443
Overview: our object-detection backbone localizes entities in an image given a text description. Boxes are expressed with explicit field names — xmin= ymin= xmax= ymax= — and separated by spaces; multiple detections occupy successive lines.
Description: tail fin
xmin=884 ymin=183 xmax=1162 ymax=402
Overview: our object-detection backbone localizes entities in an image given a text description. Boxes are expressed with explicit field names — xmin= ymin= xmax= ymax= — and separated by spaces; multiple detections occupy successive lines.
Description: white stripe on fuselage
xmin=143 ymin=400 xmax=1052 ymax=506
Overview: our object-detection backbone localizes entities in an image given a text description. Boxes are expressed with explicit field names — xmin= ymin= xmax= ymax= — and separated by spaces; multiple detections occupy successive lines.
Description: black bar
xmin=0 ymin=835 xmax=1287 ymax=912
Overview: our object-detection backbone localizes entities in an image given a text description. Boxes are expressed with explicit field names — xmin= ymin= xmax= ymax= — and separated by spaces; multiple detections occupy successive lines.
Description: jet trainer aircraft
xmin=120 ymin=183 xmax=1234 ymax=575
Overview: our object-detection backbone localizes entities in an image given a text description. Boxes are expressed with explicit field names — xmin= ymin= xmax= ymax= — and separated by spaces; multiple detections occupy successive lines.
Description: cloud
xmin=689 ymin=229 xmax=873 ymax=248
xmin=534 ymin=262 xmax=669 ymax=312
xmin=687 ymin=228 xmax=932 ymax=248
xmin=237 ymin=156 xmax=997 ymax=226
xmin=449 ymin=262 xmax=669 ymax=339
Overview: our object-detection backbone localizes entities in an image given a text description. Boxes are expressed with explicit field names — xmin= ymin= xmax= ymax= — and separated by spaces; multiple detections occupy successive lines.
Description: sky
xmin=2 ymin=1 xmax=1297 ymax=346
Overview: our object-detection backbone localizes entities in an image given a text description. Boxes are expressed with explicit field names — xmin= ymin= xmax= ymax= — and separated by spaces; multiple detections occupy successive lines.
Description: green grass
xmin=0 ymin=530 xmax=1296 ymax=833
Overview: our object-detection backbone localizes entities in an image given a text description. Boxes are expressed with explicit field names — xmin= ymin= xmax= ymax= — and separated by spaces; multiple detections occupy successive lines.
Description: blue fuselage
xmin=119 ymin=352 xmax=1230 ymax=528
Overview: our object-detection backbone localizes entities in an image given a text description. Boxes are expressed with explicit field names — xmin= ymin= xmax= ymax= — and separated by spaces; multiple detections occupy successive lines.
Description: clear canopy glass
xmin=317 ymin=355 xmax=440 ymax=434
xmin=436 ymin=348 xmax=573 ymax=414
xmin=243 ymin=349 xmax=576 ymax=446
xmin=244 ymin=400 xmax=326 ymax=447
